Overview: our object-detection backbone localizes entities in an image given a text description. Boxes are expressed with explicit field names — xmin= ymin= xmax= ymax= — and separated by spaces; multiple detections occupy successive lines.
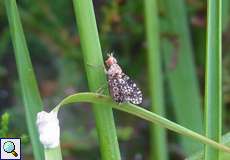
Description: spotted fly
xmin=105 ymin=54 xmax=143 ymax=104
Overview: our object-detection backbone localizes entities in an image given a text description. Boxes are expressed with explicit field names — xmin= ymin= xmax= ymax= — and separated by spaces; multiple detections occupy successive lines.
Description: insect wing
xmin=108 ymin=77 xmax=125 ymax=103
xmin=121 ymin=74 xmax=143 ymax=104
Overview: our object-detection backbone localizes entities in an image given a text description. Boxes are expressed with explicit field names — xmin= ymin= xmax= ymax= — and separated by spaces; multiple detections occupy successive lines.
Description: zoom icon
xmin=1 ymin=138 xmax=21 ymax=160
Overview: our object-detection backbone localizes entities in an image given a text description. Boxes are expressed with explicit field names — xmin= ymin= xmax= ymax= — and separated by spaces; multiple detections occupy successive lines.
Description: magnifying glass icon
xmin=3 ymin=141 xmax=18 ymax=157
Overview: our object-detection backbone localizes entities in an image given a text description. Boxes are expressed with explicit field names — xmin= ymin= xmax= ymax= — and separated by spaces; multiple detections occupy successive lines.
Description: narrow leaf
xmin=45 ymin=146 xmax=62 ymax=160
xmin=52 ymin=92 xmax=230 ymax=154
xmin=160 ymin=0 xmax=203 ymax=154
xmin=72 ymin=0 xmax=121 ymax=159
xmin=204 ymin=0 xmax=222 ymax=159
xmin=187 ymin=133 xmax=230 ymax=160
xmin=4 ymin=0 xmax=44 ymax=159
xmin=144 ymin=0 xmax=168 ymax=159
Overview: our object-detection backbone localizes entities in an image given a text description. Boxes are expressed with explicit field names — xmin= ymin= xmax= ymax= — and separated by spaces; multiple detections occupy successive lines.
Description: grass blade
xmin=222 ymin=0 xmax=230 ymax=31
xmin=204 ymin=0 xmax=222 ymax=159
xmin=160 ymin=0 xmax=203 ymax=154
xmin=45 ymin=146 xmax=62 ymax=160
xmin=144 ymin=0 xmax=168 ymax=159
xmin=72 ymin=0 xmax=121 ymax=159
xmin=52 ymin=92 xmax=230 ymax=154
xmin=187 ymin=132 xmax=230 ymax=160
xmin=4 ymin=0 xmax=44 ymax=159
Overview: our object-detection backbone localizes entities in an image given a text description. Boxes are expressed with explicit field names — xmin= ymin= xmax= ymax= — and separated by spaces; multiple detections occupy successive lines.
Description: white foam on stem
xmin=36 ymin=111 xmax=60 ymax=149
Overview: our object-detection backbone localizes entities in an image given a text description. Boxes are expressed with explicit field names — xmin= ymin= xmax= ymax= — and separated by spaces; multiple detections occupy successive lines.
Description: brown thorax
xmin=105 ymin=53 xmax=122 ymax=77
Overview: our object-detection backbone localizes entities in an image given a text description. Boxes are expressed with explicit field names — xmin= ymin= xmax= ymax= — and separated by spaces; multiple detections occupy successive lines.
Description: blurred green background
xmin=0 ymin=0 xmax=230 ymax=159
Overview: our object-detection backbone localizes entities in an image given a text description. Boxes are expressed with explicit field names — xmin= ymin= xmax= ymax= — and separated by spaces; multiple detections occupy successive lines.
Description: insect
xmin=105 ymin=53 xmax=143 ymax=104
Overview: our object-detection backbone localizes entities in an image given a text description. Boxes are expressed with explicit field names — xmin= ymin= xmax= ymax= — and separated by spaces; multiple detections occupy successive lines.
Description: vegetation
xmin=1 ymin=0 xmax=230 ymax=159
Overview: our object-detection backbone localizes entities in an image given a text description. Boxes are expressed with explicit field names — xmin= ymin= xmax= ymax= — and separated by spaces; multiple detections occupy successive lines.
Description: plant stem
xmin=4 ymin=0 xmax=44 ymax=159
xmin=44 ymin=146 xmax=62 ymax=160
xmin=72 ymin=0 xmax=121 ymax=159
xmin=52 ymin=92 xmax=230 ymax=154
xmin=187 ymin=132 xmax=230 ymax=160
xmin=204 ymin=0 xmax=222 ymax=160
xmin=144 ymin=0 xmax=168 ymax=159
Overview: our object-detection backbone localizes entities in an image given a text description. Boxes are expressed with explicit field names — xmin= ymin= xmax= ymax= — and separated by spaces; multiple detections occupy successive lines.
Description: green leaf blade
xmin=4 ymin=0 xmax=44 ymax=159
xmin=72 ymin=0 xmax=121 ymax=160
xmin=53 ymin=92 xmax=230 ymax=154
xmin=45 ymin=146 xmax=62 ymax=160
xmin=204 ymin=0 xmax=222 ymax=160
xmin=144 ymin=0 xmax=168 ymax=159
xmin=160 ymin=0 xmax=204 ymax=154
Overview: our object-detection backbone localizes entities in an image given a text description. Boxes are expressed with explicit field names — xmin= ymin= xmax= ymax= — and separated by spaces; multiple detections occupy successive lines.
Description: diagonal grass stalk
xmin=187 ymin=132 xmax=230 ymax=160
xmin=204 ymin=0 xmax=222 ymax=160
xmin=72 ymin=0 xmax=121 ymax=159
xmin=4 ymin=0 xmax=44 ymax=159
xmin=144 ymin=0 xmax=168 ymax=159
xmin=52 ymin=92 xmax=230 ymax=154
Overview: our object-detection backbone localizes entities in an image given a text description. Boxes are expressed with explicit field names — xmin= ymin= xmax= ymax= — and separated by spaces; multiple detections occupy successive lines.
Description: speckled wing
xmin=108 ymin=73 xmax=143 ymax=104
xmin=121 ymin=73 xmax=142 ymax=104
xmin=108 ymin=76 xmax=125 ymax=103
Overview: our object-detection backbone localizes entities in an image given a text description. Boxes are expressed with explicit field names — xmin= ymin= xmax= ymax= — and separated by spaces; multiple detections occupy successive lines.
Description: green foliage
xmin=20 ymin=134 xmax=30 ymax=144
xmin=4 ymin=0 xmax=44 ymax=159
xmin=204 ymin=0 xmax=222 ymax=159
xmin=72 ymin=0 xmax=120 ymax=160
xmin=160 ymin=0 xmax=203 ymax=154
xmin=45 ymin=146 xmax=62 ymax=160
xmin=1 ymin=0 xmax=229 ymax=159
xmin=187 ymin=132 xmax=230 ymax=160
xmin=144 ymin=0 xmax=168 ymax=159
xmin=52 ymin=92 xmax=230 ymax=154
xmin=0 ymin=112 xmax=10 ymax=137
xmin=116 ymin=127 xmax=133 ymax=141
